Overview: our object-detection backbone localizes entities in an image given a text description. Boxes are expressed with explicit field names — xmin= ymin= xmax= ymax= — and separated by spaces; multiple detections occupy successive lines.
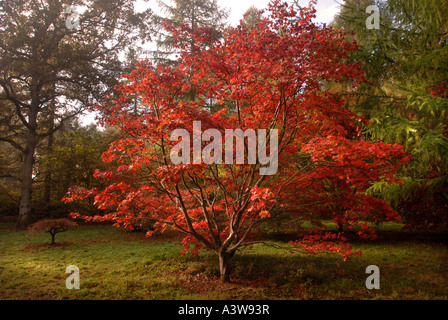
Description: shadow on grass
xmin=264 ymin=229 xmax=448 ymax=245
xmin=180 ymin=247 xmax=360 ymax=286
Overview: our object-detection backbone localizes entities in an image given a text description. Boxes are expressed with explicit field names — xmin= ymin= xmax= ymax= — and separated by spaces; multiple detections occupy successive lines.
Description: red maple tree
xmin=63 ymin=1 xmax=409 ymax=282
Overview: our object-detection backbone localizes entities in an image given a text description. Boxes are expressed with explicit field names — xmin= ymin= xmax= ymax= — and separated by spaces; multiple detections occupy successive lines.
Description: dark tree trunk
xmin=44 ymin=105 xmax=55 ymax=207
xmin=50 ymin=230 xmax=56 ymax=245
xmin=17 ymin=130 xmax=38 ymax=228
xmin=219 ymin=251 xmax=231 ymax=283
xmin=17 ymin=92 xmax=39 ymax=229
xmin=218 ymin=249 xmax=237 ymax=283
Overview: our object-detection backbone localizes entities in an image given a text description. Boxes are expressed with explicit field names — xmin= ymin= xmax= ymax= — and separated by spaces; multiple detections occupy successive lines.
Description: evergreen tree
xmin=242 ymin=5 xmax=262 ymax=30
xmin=332 ymin=0 xmax=448 ymax=230
xmin=152 ymin=0 xmax=229 ymax=66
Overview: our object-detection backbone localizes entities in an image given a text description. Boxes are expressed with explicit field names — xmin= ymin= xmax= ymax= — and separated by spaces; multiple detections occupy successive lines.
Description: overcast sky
xmin=135 ymin=0 xmax=342 ymax=25
xmin=224 ymin=0 xmax=341 ymax=25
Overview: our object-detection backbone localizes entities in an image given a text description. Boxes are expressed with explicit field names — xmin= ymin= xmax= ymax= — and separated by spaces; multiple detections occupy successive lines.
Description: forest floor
xmin=0 ymin=221 xmax=447 ymax=300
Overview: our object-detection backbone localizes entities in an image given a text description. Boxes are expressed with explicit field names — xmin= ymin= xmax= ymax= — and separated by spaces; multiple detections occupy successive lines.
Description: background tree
xmin=0 ymin=0 xmax=154 ymax=227
xmin=64 ymin=1 xmax=408 ymax=282
xmin=0 ymin=98 xmax=23 ymax=216
xmin=152 ymin=0 xmax=229 ymax=67
xmin=242 ymin=5 xmax=263 ymax=30
xmin=151 ymin=0 xmax=229 ymax=107
xmin=331 ymin=0 xmax=448 ymax=231
xmin=36 ymin=121 xmax=119 ymax=217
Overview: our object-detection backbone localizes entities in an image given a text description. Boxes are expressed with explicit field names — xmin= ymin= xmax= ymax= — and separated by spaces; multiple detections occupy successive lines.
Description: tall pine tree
xmin=151 ymin=0 xmax=229 ymax=66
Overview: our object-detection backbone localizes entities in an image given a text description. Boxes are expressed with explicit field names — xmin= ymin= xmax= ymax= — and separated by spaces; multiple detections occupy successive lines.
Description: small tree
xmin=28 ymin=218 xmax=77 ymax=245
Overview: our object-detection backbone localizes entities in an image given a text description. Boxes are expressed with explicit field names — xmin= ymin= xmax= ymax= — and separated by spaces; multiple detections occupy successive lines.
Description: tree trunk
xmin=16 ymin=131 xmax=38 ymax=228
xmin=50 ymin=230 xmax=56 ymax=245
xmin=17 ymin=98 xmax=39 ymax=228
xmin=219 ymin=250 xmax=233 ymax=283
xmin=44 ymin=104 xmax=55 ymax=207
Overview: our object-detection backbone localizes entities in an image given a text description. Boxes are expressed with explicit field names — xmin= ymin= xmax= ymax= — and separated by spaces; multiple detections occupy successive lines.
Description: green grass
xmin=0 ymin=222 xmax=446 ymax=300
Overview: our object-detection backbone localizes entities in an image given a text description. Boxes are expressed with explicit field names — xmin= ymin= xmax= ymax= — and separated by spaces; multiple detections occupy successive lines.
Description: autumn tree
xmin=28 ymin=218 xmax=77 ymax=245
xmin=0 ymin=0 xmax=154 ymax=227
xmin=64 ymin=0 xmax=408 ymax=282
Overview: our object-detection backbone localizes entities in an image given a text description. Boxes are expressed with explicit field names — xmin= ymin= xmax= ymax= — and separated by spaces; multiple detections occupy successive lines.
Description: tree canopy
xmin=64 ymin=0 xmax=409 ymax=282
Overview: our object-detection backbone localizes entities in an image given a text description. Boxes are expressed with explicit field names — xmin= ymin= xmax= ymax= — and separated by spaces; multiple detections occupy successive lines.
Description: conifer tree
xmin=152 ymin=0 xmax=229 ymax=66
xmin=332 ymin=0 xmax=448 ymax=230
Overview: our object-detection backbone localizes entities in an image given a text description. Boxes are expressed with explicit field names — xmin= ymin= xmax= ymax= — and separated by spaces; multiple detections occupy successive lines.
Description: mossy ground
xmin=0 ymin=222 xmax=446 ymax=300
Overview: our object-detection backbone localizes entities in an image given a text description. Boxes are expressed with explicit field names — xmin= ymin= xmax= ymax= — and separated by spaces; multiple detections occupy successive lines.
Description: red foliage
xmin=28 ymin=218 xmax=78 ymax=244
xmin=289 ymin=232 xmax=362 ymax=261
xmin=62 ymin=1 xmax=409 ymax=277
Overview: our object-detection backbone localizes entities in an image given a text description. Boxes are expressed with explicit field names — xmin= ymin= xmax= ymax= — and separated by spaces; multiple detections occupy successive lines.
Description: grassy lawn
xmin=0 ymin=222 xmax=446 ymax=300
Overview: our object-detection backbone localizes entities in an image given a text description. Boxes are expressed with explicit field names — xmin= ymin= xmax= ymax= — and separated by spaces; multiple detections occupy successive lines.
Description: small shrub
xmin=27 ymin=218 xmax=77 ymax=245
